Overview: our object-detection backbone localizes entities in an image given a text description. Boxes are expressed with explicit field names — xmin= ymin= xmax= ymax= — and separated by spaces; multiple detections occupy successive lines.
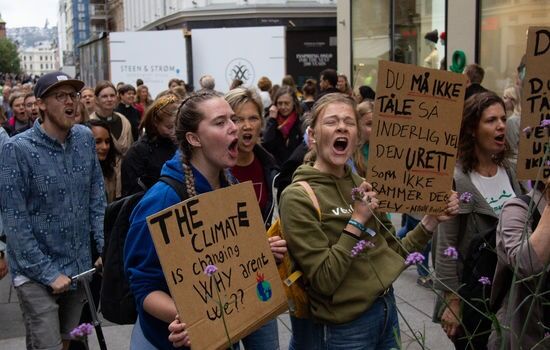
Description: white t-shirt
xmin=469 ymin=166 xmax=515 ymax=216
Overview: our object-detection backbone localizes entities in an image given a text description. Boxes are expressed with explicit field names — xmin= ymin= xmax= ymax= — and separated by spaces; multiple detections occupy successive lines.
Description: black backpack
xmin=100 ymin=176 xmax=188 ymax=324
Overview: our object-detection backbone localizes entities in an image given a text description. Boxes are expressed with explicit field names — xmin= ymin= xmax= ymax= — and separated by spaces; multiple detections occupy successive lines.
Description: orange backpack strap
xmin=296 ymin=181 xmax=321 ymax=220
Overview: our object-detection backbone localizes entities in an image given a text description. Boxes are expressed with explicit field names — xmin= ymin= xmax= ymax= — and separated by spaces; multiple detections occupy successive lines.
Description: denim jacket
xmin=0 ymin=121 xmax=106 ymax=286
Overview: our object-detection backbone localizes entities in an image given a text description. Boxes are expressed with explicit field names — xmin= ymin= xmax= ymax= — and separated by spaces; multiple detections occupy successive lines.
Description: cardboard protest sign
xmin=366 ymin=61 xmax=466 ymax=214
xmin=147 ymin=182 xmax=287 ymax=350
xmin=517 ymin=27 xmax=550 ymax=180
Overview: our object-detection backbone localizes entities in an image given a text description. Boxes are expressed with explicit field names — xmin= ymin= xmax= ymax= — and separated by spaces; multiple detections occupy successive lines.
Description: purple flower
xmin=443 ymin=246 xmax=458 ymax=260
xmin=350 ymin=239 xmax=375 ymax=257
xmin=204 ymin=264 xmax=218 ymax=277
xmin=405 ymin=252 xmax=425 ymax=266
xmin=540 ymin=119 xmax=550 ymax=128
xmin=460 ymin=192 xmax=473 ymax=204
xmin=70 ymin=323 xmax=94 ymax=339
xmin=478 ymin=276 xmax=491 ymax=285
xmin=351 ymin=187 xmax=364 ymax=202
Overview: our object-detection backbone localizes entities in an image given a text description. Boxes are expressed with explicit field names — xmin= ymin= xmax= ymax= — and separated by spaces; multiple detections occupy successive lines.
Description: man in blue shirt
xmin=0 ymin=72 xmax=106 ymax=350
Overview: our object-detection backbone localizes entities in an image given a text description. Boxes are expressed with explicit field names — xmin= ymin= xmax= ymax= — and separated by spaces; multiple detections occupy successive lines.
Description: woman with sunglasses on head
xmin=225 ymin=87 xmax=283 ymax=349
xmin=121 ymin=94 xmax=180 ymax=196
xmin=125 ymin=91 xmax=285 ymax=349
xmin=279 ymin=93 xmax=459 ymax=349
xmin=434 ymin=91 xmax=522 ymax=350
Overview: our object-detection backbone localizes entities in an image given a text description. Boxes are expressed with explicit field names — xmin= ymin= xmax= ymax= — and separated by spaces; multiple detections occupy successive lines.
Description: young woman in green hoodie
xmin=279 ymin=93 xmax=459 ymax=349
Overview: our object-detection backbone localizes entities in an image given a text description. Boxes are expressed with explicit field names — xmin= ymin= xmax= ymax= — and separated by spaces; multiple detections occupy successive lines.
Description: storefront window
xmin=480 ymin=0 xmax=550 ymax=94
xmin=351 ymin=0 xmax=445 ymax=90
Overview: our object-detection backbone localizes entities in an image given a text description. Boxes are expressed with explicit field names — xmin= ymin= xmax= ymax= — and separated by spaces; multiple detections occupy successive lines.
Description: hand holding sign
xmin=147 ymin=182 xmax=287 ymax=350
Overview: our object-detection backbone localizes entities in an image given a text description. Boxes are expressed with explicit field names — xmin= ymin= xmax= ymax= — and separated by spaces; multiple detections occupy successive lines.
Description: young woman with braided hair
xmin=124 ymin=91 xmax=286 ymax=349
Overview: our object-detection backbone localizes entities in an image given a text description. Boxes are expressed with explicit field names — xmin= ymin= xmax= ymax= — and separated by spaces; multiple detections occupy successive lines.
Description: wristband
xmin=420 ymin=221 xmax=434 ymax=235
xmin=348 ymin=219 xmax=377 ymax=237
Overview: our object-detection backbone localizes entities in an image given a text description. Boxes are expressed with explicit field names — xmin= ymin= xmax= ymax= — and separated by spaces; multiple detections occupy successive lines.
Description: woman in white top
xmin=434 ymin=91 xmax=522 ymax=350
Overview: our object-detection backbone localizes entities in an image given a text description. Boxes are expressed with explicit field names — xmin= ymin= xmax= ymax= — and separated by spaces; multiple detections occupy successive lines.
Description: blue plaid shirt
xmin=0 ymin=121 xmax=106 ymax=285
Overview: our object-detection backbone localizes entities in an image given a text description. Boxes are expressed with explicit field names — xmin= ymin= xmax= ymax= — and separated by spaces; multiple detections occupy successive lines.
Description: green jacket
xmin=280 ymin=164 xmax=432 ymax=324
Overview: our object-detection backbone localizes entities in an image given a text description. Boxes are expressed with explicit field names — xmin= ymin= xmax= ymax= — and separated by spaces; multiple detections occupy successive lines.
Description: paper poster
xmin=147 ymin=182 xmax=287 ymax=350
xmin=517 ymin=27 xmax=550 ymax=180
xmin=366 ymin=60 xmax=467 ymax=214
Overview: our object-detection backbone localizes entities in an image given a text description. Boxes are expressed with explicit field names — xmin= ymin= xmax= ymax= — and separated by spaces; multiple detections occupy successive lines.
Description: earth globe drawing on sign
xmin=226 ymin=58 xmax=256 ymax=86
xmin=256 ymin=272 xmax=272 ymax=302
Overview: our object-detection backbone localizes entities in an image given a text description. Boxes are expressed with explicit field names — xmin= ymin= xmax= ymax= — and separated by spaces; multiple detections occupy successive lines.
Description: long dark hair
xmin=458 ymin=91 xmax=508 ymax=173
xmin=88 ymin=119 xmax=119 ymax=179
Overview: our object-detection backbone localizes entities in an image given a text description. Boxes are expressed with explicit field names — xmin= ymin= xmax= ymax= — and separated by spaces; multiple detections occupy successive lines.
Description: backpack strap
xmin=296 ymin=181 xmax=321 ymax=221
xmin=517 ymin=194 xmax=541 ymax=231
xmin=159 ymin=176 xmax=189 ymax=201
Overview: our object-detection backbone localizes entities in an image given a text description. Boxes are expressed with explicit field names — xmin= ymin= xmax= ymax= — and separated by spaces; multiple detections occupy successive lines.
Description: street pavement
xmin=0 ymin=214 xmax=455 ymax=349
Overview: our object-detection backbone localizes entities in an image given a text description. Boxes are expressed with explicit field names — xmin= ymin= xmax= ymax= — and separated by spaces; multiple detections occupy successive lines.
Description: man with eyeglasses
xmin=0 ymin=72 xmax=106 ymax=350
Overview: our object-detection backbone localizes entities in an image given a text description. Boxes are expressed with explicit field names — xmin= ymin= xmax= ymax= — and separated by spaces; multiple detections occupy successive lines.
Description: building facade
xmin=79 ymin=0 xmax=338 ymax=88
xmin=337 ymin=0 xmax=550 ymax=95
xmin=20 ymin=42 xmax=60 ymax=77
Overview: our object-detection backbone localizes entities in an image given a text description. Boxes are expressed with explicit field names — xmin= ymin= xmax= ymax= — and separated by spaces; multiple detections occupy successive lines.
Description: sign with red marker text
xmin=147 ymin=182 xmax=287 ymax=350
xmin=366 ymin=61 xmax=466 ymax=214
xmin=517 ymin=27 xmax=550 ymax=180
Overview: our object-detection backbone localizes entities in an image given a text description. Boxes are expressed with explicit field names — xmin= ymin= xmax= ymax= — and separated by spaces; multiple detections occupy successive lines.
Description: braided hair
xmin=174 ymin=90 xmax=228 ymax=197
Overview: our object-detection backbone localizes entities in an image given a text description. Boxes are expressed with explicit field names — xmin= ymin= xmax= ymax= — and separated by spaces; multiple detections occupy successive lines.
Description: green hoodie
xmin=280 ymin=164 xmax=432 ymax=324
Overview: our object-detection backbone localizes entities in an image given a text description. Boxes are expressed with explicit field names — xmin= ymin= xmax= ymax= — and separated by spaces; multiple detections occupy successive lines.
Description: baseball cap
xmin=34 ymin=72 xmax=85 ymax=99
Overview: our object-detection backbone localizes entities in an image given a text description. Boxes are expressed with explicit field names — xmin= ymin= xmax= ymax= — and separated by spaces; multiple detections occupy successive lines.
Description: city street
xmin=0 ymin=220 xmax=455 ymax=350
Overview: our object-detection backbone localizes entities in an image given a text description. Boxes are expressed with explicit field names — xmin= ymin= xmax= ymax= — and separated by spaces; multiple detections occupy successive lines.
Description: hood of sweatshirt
xmin=290 ymin=163 xmax=361 ymax=209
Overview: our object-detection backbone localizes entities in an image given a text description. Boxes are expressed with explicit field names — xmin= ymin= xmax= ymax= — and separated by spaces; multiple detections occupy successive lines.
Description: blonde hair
xmin=224 ymin=87 xmax=263 ymax=127
xmin=353 ymin=101 xmax=374 ymax=177
xmin=305 ymin=93 xmax=359 ymax=163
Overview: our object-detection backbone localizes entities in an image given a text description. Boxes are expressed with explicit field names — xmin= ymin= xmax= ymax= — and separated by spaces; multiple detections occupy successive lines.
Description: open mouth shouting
xmin=333 ymin=137 xmax=350 ymax=155
xmin=65 ymin=107 xmax=76 ymax=119
xmin=228 ymin=137 xmax=239 ymax=158
xmin=494 ymin=134 xmax=505 ymax=147
xmin=240 ymin=132 xmax=254 ymax=147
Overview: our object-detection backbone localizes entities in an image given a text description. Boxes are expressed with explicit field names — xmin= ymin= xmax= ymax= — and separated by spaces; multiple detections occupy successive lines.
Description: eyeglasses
xmin=25 ymin=102 xmax=37 ymax=108
xmin=47 ymin=91 xmax=81 ymax=103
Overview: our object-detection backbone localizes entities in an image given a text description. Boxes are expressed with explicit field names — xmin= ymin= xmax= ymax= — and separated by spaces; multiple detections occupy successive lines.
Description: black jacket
xmin=262 ymin=116 xmax=303 ymax=166
xmin=121 ymin=134 xmax=177 ymax=196
xmin=115 ymin=103 xmax=140 ymax=141
xmin=252 ymin=144 xmax=280 ymax=228
xmin=315 ymin=87 xmax=341 ymax=101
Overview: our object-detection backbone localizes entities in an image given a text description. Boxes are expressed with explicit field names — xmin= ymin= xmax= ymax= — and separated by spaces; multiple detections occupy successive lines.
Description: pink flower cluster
xmin=204 ymin=264 xmax=218 ymax=277
xmin=443 ymin=246 xmax=458 ymax=260
xmin=405 ymin=252 xmax=425 ymax=266
xmin=478 ymin=276 xmax=491 ymax=285
xmin=70 ymin=323 xmax=93 ymax=338
xmin=350 ymin=240 xmax=375 ymax=257
xmin=460 ymin=192 xmax=473 ymax=203
xmin=351 ymin=187 xmax=365 ymax=202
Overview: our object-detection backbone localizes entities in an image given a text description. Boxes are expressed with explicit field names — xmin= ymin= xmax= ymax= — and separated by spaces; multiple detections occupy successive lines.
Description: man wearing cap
xmin=0 ymin=72 xmax=106 ymax=350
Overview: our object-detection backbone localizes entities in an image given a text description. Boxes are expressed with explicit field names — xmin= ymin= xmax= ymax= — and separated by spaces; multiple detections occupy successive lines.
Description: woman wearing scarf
xmin=263 ymin=85 xmax=303 ymax=165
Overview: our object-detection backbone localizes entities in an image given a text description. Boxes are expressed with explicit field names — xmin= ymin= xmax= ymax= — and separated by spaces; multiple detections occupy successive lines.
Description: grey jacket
xmin=488 ymin=192 xmax=549 ymax=349
xmin=433 ymin=162 xmax=522 ymax=293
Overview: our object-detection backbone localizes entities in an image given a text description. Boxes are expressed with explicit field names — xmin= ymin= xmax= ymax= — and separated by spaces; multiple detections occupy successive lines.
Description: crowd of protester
xmin=0 ymin=62 xmax=548 ymax=350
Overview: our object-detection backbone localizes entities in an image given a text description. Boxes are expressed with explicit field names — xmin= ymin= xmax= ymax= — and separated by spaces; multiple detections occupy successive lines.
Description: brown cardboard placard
xmin=366 ymin=60 xmax=466 ymax=214
xmin=517 ymin=27 xmax=550 ymax=180
xmin=146 ymin=182 xmax=287 ymax=350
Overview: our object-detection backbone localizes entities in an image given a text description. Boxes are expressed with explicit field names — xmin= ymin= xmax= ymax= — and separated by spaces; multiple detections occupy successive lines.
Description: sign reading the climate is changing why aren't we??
xmin=366 ymin=61 xmax=467 ymax=214
xmin=146 ymin=182 xmax=287 ymax=350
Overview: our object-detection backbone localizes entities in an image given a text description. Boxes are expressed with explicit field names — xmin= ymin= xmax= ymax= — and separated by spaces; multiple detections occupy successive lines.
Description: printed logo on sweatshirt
xmin=331 ymin=204 xmax=354 ymax=215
